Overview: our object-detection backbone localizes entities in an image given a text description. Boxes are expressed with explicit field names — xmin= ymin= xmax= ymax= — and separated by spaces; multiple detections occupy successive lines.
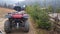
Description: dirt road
xmin=0 ymin=8 xmax=37 ymax=34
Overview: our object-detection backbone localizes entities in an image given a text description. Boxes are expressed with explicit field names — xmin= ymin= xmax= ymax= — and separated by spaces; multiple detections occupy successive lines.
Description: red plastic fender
xmin=12 ymin=14 xmax=23 ymax=18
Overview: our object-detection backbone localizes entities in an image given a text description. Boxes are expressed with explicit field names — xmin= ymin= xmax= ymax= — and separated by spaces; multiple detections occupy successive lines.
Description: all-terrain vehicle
xmin=4 ymin=6 xmax=29 ymax=33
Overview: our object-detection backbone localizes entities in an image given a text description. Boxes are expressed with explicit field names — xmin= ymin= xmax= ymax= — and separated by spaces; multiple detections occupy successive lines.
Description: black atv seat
xmin=14 ymin=6 xmax=21 ymax=11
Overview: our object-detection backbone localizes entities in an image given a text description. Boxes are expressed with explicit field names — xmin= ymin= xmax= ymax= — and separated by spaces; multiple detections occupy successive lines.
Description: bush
xmin=56 ymin=8 xmax=60 ymax=13
xmin=26 ymin=5 xmax=51 ymax=30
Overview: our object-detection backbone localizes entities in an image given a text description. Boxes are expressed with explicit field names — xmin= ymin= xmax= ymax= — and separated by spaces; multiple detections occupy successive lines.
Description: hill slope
xmin=0 ymin=7 xmax=15 ymax=18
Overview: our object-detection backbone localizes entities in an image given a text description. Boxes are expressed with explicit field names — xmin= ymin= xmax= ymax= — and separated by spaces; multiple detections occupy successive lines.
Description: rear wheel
xmin=24 ymin=21 xmax=29 ymax=32
xmin=4 ymin=20 xmax=11 ymax=33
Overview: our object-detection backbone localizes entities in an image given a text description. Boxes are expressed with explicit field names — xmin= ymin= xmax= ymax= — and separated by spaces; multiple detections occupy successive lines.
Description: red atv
xmin=4 ymin=6 xmax=29 ymax=33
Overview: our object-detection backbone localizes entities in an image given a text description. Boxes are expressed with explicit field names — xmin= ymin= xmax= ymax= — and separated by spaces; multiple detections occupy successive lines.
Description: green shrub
xmin=56 ymin=8 xmax=60 ymax=13
xmin=26 ymin=5 xmax=51 ymax=30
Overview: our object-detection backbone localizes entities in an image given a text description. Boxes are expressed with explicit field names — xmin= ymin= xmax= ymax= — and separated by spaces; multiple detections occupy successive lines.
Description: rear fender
xmin=23 ymin=14 xmax=29 ymax=19
xmin=5 ymin=15 xmax=11 ymax=18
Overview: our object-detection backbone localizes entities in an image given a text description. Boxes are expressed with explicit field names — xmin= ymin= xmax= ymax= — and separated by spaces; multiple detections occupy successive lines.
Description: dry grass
xmin=0 ymin=7 xmax=15 ymax=18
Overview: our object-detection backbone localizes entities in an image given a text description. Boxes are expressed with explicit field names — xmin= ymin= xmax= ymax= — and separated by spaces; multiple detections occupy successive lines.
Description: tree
xmin=4 ymin=2 xmax=7 ymax=8
xmin=47 ymin=6 xmax=54 ymax=13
